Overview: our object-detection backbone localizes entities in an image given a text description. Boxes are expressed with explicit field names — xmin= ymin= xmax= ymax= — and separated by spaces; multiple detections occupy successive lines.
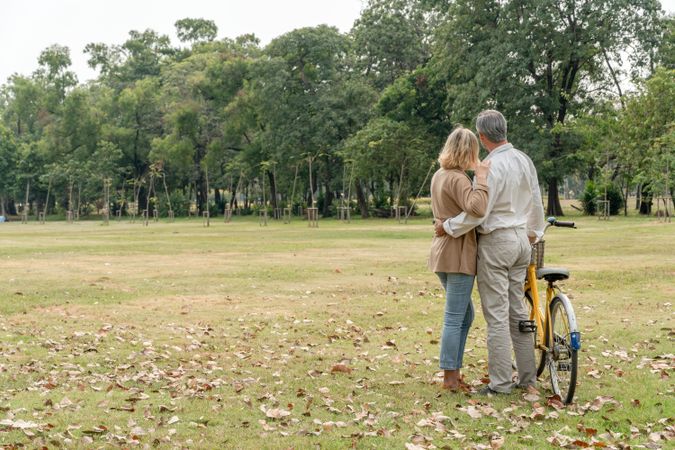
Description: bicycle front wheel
xmin=548 ymin=295 xmax=580 ymax=404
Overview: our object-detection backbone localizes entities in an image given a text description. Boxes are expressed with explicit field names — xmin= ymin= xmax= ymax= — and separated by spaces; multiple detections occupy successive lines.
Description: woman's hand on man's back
xmin=474 ymin=160 xmax=491 ymax=183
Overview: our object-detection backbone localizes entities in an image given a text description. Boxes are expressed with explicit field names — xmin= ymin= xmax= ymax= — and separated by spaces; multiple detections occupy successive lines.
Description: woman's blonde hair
xmin=438 ymin=126 xmax=479 ymax=170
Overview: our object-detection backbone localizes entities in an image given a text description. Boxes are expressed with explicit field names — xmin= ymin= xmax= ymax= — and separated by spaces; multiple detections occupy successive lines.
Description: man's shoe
xmin=477 ymin=386 xmax=507 ymax=396
xmin=513 ymin=383 xmax=539 ymax=393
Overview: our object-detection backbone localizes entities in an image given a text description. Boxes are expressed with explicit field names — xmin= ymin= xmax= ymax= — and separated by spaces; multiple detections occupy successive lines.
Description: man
xmin=434 ymin=110 xmax=545 ymax=395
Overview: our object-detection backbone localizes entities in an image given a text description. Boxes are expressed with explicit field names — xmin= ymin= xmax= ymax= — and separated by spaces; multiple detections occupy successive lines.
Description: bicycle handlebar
xmin=546 ymin=216 xmax=576 ymax=229
xmin=554 ymin=221 xmax=576 ymax=228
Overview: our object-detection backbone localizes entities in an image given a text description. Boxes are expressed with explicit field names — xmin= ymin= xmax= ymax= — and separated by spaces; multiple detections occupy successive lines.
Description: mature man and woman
xmin=429 ymin=109 xmax=545 ymax=395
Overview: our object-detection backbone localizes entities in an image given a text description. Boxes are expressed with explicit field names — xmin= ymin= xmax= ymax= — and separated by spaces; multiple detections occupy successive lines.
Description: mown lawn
xmin=0 ymin=214 xmax=673 ymax=449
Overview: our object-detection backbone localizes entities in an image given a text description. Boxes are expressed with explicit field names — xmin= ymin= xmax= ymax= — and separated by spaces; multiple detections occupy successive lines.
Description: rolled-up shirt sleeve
xmin=443 ymin=171 xmax=497 ymax=238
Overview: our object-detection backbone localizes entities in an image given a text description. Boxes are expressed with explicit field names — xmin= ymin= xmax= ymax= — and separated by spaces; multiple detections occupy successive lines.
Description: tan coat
xmin=428 ymin=168 xmax=489 ymax=275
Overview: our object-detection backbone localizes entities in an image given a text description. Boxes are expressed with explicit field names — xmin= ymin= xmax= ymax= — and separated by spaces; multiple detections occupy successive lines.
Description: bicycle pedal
xmin=519 ymin=320 xmax=536 ymax=333
xmin=558 ymin=362 xmax=571 ymax=371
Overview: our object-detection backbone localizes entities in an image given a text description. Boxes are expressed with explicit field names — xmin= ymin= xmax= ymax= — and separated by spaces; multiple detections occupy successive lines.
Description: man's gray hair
xmin=476 ymin=110 xmax=507 ymax=143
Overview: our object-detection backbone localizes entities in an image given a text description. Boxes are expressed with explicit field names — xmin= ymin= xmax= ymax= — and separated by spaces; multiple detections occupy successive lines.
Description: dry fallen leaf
xmin=546 ymin=394 xmax=565 ymax=410
xmin=167 ymin=416 xmax=180 ymax=425
xmin=491 ymin=434 xmax=505 ymax=449
xmin=524 ymin=392 xmax=540 ymax=402
xmin=330 ymin=364 xmax=352 ymax=374
xmin=264 ymin=408 xmax=291 ymax=420
xmin=0 ymin=419 xmax=39 ymax=430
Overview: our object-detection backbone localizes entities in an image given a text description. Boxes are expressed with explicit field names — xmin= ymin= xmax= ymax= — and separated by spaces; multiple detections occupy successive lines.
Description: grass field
xmin=0 ymin=213 xmax=673 ymax=449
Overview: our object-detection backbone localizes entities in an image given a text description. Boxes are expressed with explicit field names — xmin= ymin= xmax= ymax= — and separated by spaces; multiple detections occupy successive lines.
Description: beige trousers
xmin=476 ymin=228 xmax=536 ymax=393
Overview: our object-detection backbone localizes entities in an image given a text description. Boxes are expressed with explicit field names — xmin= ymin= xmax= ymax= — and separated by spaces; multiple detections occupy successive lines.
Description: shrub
xmin=581 ymin=181 xmax=597 ymax=215
xmin=580 ymin=181 xmax=623 ymax=216
xmin=606 ymin=184 xmax=624 ymax=215
xmin=159 ymin=191 xmax=189 ymax=217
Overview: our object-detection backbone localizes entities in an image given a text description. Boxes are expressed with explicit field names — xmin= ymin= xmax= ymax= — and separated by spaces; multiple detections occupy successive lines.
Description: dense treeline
xmin=0 ymin=0 xmax=672 ymax=220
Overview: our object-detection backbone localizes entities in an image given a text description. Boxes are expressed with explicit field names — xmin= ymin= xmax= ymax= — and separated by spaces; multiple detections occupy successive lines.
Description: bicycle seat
xmin=536 ymin=267 xmax=569 ymax=282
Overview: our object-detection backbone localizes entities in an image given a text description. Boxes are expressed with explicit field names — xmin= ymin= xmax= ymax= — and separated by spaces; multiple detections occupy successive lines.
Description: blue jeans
xmin=436 ymin=272 xmax=475 ymax=370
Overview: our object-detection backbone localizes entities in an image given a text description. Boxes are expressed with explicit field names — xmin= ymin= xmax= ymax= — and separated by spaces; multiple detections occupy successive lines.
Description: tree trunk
xmin=196 ymin=170 xmax=207 ymax=214
xmin=546 ymin=178 xmax=563 ymax=216
xmin=622 ymin=177 xmax=629 ymax=217
xmin=308 ymin=157 xmax=317 ymax=207
xmin=8 ymin=199 xmax=17 ymax=215
xmin=0 ymin=195 xmax=5 ymax=216
xmin=77 ymin=183 xmax=81 ymax=219
xmin=389 ymin=174 xmax=396 ymax=206
xmin=355 ymin=178 xmax=369 ymax=218
xmin=639 ymin=198 xmax=652 ymax=215
xmin=639 ymin=183 xmax=652 ymax=215
xmin=44 ymin=178 xmax=52 ymax=215
xmin=322 ymin=182 xmax=333 ymax=217
xmin=230 ymin=175 xmax=240 ymax=209
xmin=635 ymin=183 xmax=642 ymax=210
xmin=24 ymin=179 xmax=31 ymax=215
xmin=267 ymin=170 xmax=278 ymax=211
xmin=214 ymin=188 xmax=221 ymax=212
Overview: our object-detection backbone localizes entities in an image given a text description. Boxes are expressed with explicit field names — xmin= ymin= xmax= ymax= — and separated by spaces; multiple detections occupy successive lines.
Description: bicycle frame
xmin=524 ymin=264 xmax=553 ymax=353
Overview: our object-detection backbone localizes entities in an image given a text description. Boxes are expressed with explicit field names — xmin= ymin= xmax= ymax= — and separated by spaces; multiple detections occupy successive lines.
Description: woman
xmin=428 ymin=126 xmax=491 ymax=391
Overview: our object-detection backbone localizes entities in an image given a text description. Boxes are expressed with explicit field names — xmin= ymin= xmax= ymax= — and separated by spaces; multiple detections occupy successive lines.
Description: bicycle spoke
xmin=548 ymin=297 xmax=578 ymax=404
xmin=548 ymin=355 xmax=560 ymax=395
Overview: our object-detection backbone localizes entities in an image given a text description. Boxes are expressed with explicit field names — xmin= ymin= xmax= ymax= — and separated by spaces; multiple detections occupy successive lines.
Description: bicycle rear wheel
xmin=524 ymin=291 xmax=546 ymax=376
xmin=547 ymin=295 xmax=579 ymax=404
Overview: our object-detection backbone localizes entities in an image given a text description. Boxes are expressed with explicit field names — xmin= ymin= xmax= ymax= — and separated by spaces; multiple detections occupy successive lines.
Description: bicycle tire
xmin=548 ymin=295 xmax=579 ymax=404
xmin=524 ymin=291 xmax=547 ymax=376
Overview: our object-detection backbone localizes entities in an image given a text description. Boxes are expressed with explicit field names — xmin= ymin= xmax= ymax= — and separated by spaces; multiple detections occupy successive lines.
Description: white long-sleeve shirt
xmin=443 ymin=143 xmax=545 ymax=239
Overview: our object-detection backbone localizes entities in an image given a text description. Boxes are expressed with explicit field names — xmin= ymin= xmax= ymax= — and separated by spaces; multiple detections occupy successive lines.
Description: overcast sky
xmin=0 ymin=0 xmax=365 ymax=85
xmin=1 ymin=0 xmax=673 ymax=86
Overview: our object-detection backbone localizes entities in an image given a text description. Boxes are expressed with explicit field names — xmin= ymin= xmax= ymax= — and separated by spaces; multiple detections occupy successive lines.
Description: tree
xmin=431 ymin=0 xmax=664 ymax=215
xmin=34 ymin=44 xmax=77 ymax=109
xmin=86 ymin=29 xmax=174 ymax=86
xmin=175 ymin=18 xmax=218 ymax=44
xmin=152 ymin=44 xmax=246 ymax=213
xmin=659 ymin=15 xmax=675 ymax=69
xmin=351 ymin=0 xmax=433 ymax=90
xmin=342 ymin=116 xmax=436 ymax=216
xmin=621 ymin=67 xmax=675 ymax=213
xmin=0 ymin=75 xmax=45 ymax=139
xmin=256 ymin=26 xmax=357 ymax=213
xmin=0 ymin=124 xmax=17 ymax=215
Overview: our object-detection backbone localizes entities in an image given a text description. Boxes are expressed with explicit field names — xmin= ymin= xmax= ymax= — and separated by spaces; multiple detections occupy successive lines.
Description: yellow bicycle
xmin=522 ymin=217 xmax=580 ymax=404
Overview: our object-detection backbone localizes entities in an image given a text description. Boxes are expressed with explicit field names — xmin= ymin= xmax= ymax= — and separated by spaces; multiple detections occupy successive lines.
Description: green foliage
xmin=342 ymin=117 xmax=436 ymax=207
xmin=622 ymin=68 xmax=675 ymax=196
xmin=0 ymin=124 xmax=17 ymax=206
xmin=159 ymin=189 xmax=189 ymax=217
xmin=174 ymin=18 xmax=218 ymax=44
xmin=0 ymin=2 xmax=671 ymax=219
xmin=660 ymin=16 xmax=675 ymax=69
xmin=581 ymin=181 xmax=624 ymax=216
xmin=606 ymin=184 xmax=625 ymax=215
xmin=431 ymin=0 xmax=664 ymax=215
xmin=351 ymin=0 xmax=432 ymax=90
xmin=1 ymin=75 xmax=46 ymax=139
xmin=581 ymin=181 xmax=598 ymax=215
xmin=378 ymin=66 xmax=449 ymax=140
xmin=35 ymin=44 xmax=78 ymax=108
